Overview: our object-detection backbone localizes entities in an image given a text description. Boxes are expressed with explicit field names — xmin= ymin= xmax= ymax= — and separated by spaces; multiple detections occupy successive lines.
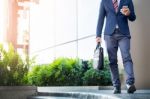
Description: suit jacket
xmin=96 ymin=0 xmax=136 ymax=37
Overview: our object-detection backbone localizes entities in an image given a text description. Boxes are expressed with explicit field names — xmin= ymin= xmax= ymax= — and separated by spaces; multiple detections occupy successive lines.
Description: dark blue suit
xmin=96 ymin=0 xmax=136 ymax=37
xmin=96 ymin=0 xmax=136 ymax=87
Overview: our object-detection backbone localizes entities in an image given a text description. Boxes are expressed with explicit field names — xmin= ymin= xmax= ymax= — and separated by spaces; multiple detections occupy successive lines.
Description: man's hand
xmin=120 ymin=6 xmax=130 ymax=16
xmin=96 ymin=37 xmax=102 ymax=43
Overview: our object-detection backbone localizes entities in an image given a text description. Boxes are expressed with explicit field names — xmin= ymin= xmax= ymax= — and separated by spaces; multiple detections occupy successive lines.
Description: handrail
xmin=30 ymin=34 xmax=95 ymax=54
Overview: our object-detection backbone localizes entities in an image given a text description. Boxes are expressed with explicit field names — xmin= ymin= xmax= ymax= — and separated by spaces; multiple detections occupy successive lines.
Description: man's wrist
xmin=96 ymin=35 xmax=101 ymax=38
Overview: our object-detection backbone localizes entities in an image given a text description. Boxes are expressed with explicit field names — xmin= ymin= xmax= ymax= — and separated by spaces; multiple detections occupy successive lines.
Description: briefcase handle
xmin=96 ymin=42 xmax=101 ymax=49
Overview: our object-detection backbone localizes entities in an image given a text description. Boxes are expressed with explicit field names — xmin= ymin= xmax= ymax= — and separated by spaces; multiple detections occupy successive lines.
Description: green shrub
xmin=0 ymin=44 xmax=112 ymax=86
xmin=0 ymin=44 xmax=29 ymax=85
xmin=46 ymin=58 xmax=83 ymax=86
xmin=82 ymin=69 xmax=112 ymax=86
xmin=27 ymin=64 xmax=48 ymax=86
xmin=27 ymin=58 xmax=83 ymax=86
xmin=28 ymin=57 xmax=112 ymax=86
xmin=82 ymin=57 xmax=112 ymax=86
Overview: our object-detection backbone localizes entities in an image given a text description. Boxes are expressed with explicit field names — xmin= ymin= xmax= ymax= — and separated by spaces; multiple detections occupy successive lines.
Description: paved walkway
xmin=28 ymin=86 xmax=150 ymax=99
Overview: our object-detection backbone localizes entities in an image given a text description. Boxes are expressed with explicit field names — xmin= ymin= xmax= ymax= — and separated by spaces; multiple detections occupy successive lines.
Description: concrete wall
xmin=0 ymin=86 xmax=37 ymax=99
xmin=130 ymin=0 xmax=150 ymax=89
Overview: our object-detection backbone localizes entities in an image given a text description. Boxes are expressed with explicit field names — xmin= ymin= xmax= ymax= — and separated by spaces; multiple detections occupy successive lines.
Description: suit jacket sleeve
xmin=96 ymin=0 xmax=106 ymax=37
xmin=128 ymin=0 xmax=136 ymax=21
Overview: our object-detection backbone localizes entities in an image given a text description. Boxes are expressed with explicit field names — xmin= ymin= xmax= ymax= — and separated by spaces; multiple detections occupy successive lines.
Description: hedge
xmin=27 ymin=57 xmax=112 ymax=86
xmin=0 ymin=43 xmax=112 ymax=86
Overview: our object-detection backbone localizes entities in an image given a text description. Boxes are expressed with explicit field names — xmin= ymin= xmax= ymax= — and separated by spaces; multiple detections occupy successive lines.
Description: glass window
xmin=55 ymin=42 xmax=77 ymax=58
xmin=55 ymin=0 xmax=77 ymax=44
xmin=78 ymin=0 xmax=100 ymax=38
xmin=30 ymin=0 xmax=55 ymax=53
xmin=30 ymin=48 xmax=55 ymax=64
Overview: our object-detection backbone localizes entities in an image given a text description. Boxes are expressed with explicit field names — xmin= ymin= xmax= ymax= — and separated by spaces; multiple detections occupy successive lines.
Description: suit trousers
xmin=104 ymin=29 xmax=135 ymax=87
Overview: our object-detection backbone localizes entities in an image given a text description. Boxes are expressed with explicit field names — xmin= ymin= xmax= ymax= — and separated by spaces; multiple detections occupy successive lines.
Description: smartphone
xmin=123 ymin=6 xmax=128 ymax=8
xmin=120 ymin=5 xmax=128 ymax=13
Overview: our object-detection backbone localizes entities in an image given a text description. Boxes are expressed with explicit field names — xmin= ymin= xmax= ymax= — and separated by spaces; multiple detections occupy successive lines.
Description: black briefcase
xmin=93 ymin=42 xmax=104 ymax=70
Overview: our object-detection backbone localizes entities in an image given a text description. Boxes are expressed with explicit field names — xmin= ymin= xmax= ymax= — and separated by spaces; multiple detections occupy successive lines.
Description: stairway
xmin=27 ymin=86 xmax=150 ymax=99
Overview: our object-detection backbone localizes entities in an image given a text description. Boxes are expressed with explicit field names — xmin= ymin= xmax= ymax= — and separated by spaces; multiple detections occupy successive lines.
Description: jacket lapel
xmin=108 ymin=0 xmax=116 ymax=13
xmin=118 ymin=0 xmax=124 ymax=13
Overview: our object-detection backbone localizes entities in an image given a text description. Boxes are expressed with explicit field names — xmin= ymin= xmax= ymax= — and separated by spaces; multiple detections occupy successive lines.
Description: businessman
xmin=96 ymin=0 xmax=136 ymax=94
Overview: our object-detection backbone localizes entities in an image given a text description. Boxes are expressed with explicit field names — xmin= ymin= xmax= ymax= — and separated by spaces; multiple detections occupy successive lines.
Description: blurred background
xmin=0 ymin=0 xmax=150 ymax=89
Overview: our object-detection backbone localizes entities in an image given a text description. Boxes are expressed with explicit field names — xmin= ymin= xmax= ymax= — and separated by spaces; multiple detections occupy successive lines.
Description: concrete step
xmin=27 ymin=96 xmax=77 ymax=99
xmin=27 ymin=86 xmax=150 ymax=99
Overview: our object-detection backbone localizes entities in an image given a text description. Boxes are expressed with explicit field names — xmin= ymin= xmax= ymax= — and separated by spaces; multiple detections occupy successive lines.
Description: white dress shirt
xmin=116 ymin=0 xmax=120 ymax=28
xmin=117 ymin=0 xmax=120 ymax=7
